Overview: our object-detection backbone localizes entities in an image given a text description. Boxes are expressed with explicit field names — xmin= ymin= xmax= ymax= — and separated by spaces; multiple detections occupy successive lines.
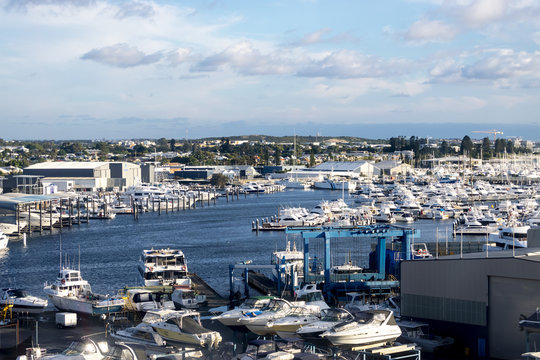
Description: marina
xmin=1 ymin=180 xmax=540 ymax=358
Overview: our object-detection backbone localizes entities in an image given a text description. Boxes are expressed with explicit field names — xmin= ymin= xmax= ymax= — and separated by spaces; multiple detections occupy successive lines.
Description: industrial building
xmin=401 ymin=230 xmax=540 ymax=359
xmin=22 ymin=161 xmax=141 ymax=192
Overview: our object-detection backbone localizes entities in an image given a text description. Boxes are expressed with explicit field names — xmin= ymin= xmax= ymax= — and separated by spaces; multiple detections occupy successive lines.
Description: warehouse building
xmin=401 ymin=230 xmax=540 ymax=359
xmin=23 ymin=161 xmax=140 ymax=192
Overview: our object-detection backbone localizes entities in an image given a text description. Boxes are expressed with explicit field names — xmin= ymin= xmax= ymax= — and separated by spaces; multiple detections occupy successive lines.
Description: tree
xmin=440 ymin=140 xmax=449 ymax=156
xmin=494 ymin=138 xmax=506 ymax=155
xmin=274 ymin=146 xmax=282 ymax=165
xmin=481 ymin=137 xmax=491 ymax=159
xmin=210 ymin=173 xmax=229 ymax=188
xmin=157 ymin=138 xmax=169 ymax=152
xmin=310 ymin=148 xmax=315 ymax=167
xmin=170 ymin=139 xmax=176 ymax=151
xmin=460 ymin=136 xmax=473 ymax=156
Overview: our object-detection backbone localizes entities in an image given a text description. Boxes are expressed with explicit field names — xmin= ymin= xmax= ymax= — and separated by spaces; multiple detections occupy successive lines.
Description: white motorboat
xmin=488 ymin=225 xmax=529 ymax=250
xmin=43 ymin=268 xmax=124 ymax=316
xmin=398 ymin=320 xmax=454 ymax=352
xmin=138 ymin=248 xmax=191 ymax=287
xmin=150 ymin=309 xmax=222 ymax=349
xmin=272 ymin=241 xmax=304 ymax=284
xmin=314 ymin=178 xmax=356 ymax=192
xmin=296 ymin=308 xmax=355 ymax=342
xmin=0 ymin=288 xmax=48 ymax=313
xmin=411 ymin=243 xmax=433 ymax=259
xmin=294 ymin=283 xmax=329 ymax=311
xmin=321 ymin=309 xmax=401 ymax=346
xmin=267 ymin=304 xmax=322 ymax=338
xmin=331 ymin=255 xmax=363 ymax=280
xmin=110 ymin=309 xmax=169 ymax=346
xmin=237 ymin=298 xmax=295 ymax=336
xmin=0 ymin=231 xmax=8 ymax=250
xmin=171 ymin=288 xmax=206 ymax=309
xmin=124 ymin=288 xmax=174 ymax=313
xmin=393 ymin=210 xmax=414 ymax=223
xmin=276 ymin=178 xmax=311 ymax=190
xmin=211 ymin=296 xmax=274 ymax=328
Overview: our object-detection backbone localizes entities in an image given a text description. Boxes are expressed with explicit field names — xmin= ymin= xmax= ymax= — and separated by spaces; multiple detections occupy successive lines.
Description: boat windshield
xmin=265 ymin=300 xmax=290 ymax=312
xmin=322 ymin=309 xmax=353 ymax=322
xmin=242 ymin=298 xmax=270 ymax=309
xmin=9 ymin=289 xmax=30 ymax=298
xmin=296 ymin=291 xmax=323 ymax=303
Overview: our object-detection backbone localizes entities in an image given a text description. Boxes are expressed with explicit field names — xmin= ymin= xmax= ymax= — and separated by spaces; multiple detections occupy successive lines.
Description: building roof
xmin=312 ymin=161 xmax=370 ymax=172
xmin=25 ymin=161 xmax=109 ymax=170
xmin=373 ymin=160 xmax=409 ymax=169
xmin=0 ymin=192 xmax=77 ymax=210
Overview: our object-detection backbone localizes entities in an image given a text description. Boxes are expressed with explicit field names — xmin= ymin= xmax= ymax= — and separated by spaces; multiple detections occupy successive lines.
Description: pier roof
xmin=0 ymin=192 xmax=76 ymax=210
xmin=25 ymin=161 xmax=109 ymax=170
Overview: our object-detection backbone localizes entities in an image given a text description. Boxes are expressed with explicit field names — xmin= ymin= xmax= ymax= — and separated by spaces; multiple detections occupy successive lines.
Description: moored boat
xmin=138 ymin=248 xmax=191 ymax=287
xmin=43 ymin=268 xmax=124 ymax=316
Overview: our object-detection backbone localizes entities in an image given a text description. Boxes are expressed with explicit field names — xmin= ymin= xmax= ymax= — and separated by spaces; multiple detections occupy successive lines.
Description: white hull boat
xmin=321 ymin=309 xmax=401 ymax=346
xmin=0 ymin=288 xmax=47 ymax=313
xmin=43 ymin=267 xmax=124 ymax=316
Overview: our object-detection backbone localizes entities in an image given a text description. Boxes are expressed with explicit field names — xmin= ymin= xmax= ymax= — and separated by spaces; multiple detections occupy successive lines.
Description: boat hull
xmin=324 ymin=329 xmax=401 ymax=346
xmin=49 ymin=295 xmax=123 ymax=316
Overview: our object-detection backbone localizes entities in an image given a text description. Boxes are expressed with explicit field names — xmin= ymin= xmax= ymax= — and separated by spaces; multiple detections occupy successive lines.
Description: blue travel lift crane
xmin=284 ymin=225 xmax=419 ymax=304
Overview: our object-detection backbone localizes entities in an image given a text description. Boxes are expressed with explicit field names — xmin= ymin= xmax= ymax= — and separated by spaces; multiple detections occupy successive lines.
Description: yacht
xmin=267 ymin=304 xmax=322 ymax=338
xmin=211 ymin=296 xmax=274 ymax=328
xmin=150 ymin=309 xmax=222 ymax=349
xmin=271 ymin=241 xmax=304 ymax=284
xmin=488 ymin=225 xmax=530 ymax=250
xmin=124 ymin=288 xmax=174 ymax=313
xmin=138 ymin=248 xmax=191 ymax=287
xmin=0 ymin=231 xmax=8 ymax=250
xmin=237 ymin=298 xmax=295 ymax=336
xmin=398 ymin=320 xmax=454 ymax=352
xmin=314 ymin=178 xmax=356 ymax=192
xmin=276 ymin=178 xmax=311 ymax=190
xmin=321 ymin=309 xmax=401 ymax=346
xmin=43 ymin=268 xmax=124 ymax=316
xmin=0 ymin=288 xmax=48 ymax=313
xmin=110 ymin=309 xmax=169 ymax=346
xmin=295 ymin=308 xmax=355 ymax=342
xmin=171 ymin=288 xmax=206 ymax=309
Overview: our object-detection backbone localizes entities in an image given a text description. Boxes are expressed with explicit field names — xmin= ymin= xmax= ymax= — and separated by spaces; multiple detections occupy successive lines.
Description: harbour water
xmin=0 ymin=189 xmax=470 ymax=305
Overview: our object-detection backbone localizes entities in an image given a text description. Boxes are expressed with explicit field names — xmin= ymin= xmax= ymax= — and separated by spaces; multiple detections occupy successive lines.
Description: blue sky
xmin=1 ymin=0 xmax=540 ymax=140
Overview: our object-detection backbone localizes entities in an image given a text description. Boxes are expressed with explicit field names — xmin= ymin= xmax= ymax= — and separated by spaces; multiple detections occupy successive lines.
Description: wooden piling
xmin=28 ymin=204 xmax=31 ymax=235
xmin=39 ymin=202 xmax=43 ymax=234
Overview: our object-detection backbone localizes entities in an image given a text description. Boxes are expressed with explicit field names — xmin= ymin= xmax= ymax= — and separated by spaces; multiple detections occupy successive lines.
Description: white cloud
xmin=461 ymin=49 xmax=540 ymax=82
xmin=461 ymin=0 xmax=506 ymax=26
xmin=412 ymin=96 xmax=487 ymax=113
xmin=297 ymin=50 xmax=411 ymax=79
xmin=192 ymin=41 xmax=297 ymax=75
xmin=81 ymin=43 xmax=162 ymax=67
xmin=405 ymin=19 xmax=458 ymax=43
xmin=533 ymin=32 xmax=540 ymax=46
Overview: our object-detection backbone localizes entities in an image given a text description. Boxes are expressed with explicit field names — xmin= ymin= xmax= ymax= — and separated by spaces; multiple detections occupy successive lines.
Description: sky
xmin=1 ymin=0 xmax=540 ymax=141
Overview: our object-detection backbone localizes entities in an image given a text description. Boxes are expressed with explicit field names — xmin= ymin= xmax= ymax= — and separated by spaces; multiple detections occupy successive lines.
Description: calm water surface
xmin=0 ymin=189 xmax=462 ymax=303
